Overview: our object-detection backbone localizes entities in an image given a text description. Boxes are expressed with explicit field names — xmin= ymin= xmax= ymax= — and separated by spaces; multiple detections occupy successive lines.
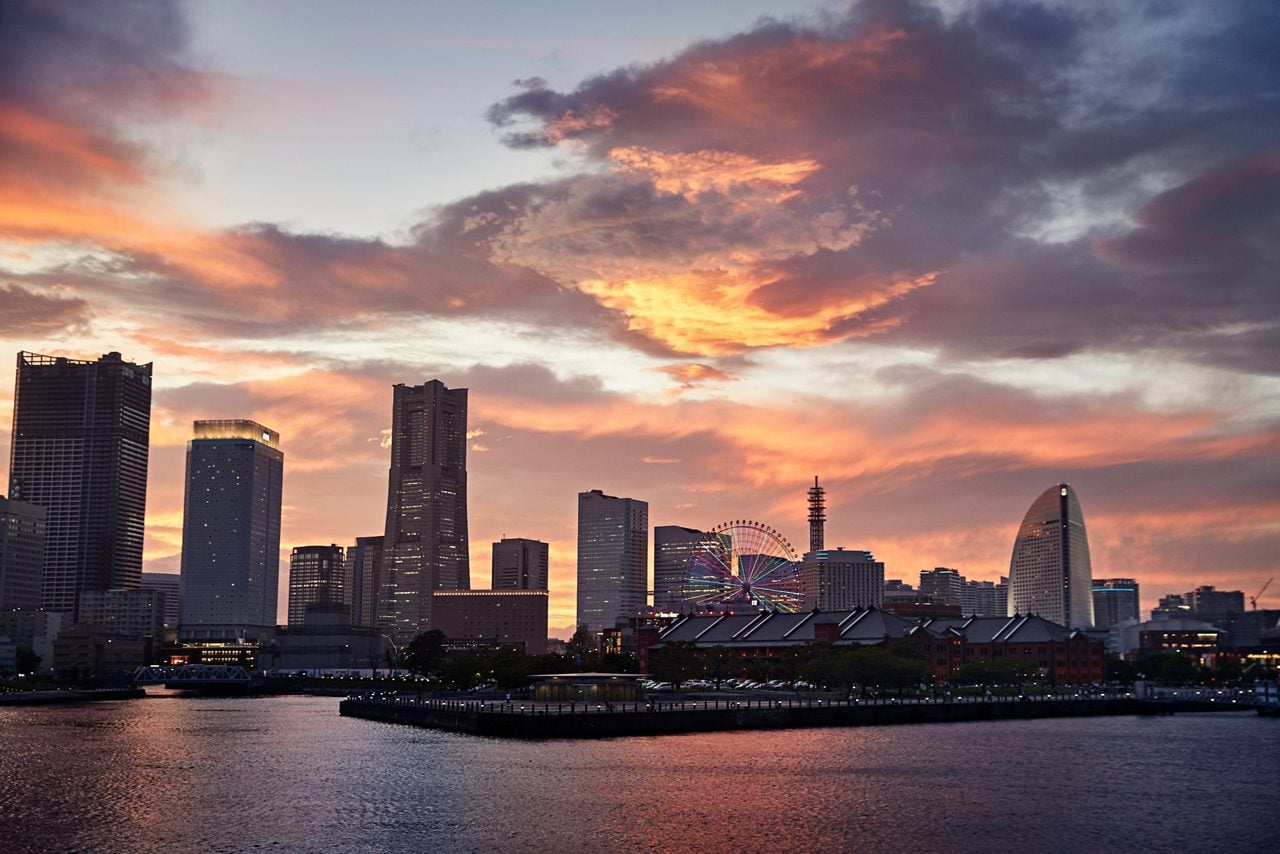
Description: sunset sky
xmin=2 ymin=0 xmax=1277 ymax=636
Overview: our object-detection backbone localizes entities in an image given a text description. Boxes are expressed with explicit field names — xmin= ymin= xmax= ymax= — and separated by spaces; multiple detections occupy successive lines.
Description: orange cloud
xmin=649 ymin=28 xmax=909 ymax=127
xmin=656 ymin=363 xmax=736 ymax=392
xmin=609 ymin=146 xmax=820 ymax=201
xmin=578 ymin=268 xmax=935 ymax=355
xmin=0 ymin=102 xmax=142 ymax=184
xmin=544 ymin=106 xmax=617 ymax=143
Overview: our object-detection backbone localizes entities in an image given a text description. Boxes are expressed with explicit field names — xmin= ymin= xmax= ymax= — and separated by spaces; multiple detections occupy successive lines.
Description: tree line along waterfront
xmin=380 ymin=628 xmax=1263 ymax=698
xmin=2 ymin=621 xmax=1264 ymax=701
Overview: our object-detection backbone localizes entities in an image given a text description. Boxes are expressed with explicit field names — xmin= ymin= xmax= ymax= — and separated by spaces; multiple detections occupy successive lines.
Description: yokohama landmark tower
xmin=379 ymin=380 xmax=469 ymax=641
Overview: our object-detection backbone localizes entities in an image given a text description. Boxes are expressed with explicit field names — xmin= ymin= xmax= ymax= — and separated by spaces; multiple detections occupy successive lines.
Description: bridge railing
xmin=133 ymin=664 xmax=251 ymax=684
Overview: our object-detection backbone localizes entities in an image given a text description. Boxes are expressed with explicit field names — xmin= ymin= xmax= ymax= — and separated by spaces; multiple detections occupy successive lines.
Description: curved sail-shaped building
xmin=1007 ymin=483 xmax=1094 ymax=628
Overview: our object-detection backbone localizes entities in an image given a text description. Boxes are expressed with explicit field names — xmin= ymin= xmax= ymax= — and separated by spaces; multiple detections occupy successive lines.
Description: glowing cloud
xmin=608 ymin=146 xmax=821 ymax=202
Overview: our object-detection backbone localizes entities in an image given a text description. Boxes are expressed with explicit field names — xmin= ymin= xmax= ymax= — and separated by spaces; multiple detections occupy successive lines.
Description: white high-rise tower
xmin=1007 ymin=483 xmax=1094 ymax=628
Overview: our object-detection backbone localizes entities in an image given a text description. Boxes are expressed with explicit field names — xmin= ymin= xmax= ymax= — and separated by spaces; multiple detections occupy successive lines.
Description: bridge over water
xmin=133 ymin=664 xmax=252 ymax=691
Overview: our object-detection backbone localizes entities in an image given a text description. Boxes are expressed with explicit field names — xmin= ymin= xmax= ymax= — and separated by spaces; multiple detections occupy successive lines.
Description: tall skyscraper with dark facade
xmin=346 ymin=535 xmax=383 ymax=628
xmin=288 ymin=544 xmax=347 ymax=626
xmin=1092 ymin=578 xmax=1140 ymax=629
xmin=492 ymin=537 xmax=548 ymax=590
xmin=179 ymin=420 xmax=283 ymax=640
xmin=379 ymin=380 xmax=469 ymax=642
xmin=9 ymin=351 xmax=152 ymax=619
xmin=653 ymin=525 xmax=706 ymax=612
xmin=1007 ymin=483 xmax=1094 ymax=628
xmin=0 ymin=495 xmax=46 ymax=611
xmin=141 ymin=571 xmax=181 ymax=630
xmin=577 ymin=489 xmax=647 ymax=635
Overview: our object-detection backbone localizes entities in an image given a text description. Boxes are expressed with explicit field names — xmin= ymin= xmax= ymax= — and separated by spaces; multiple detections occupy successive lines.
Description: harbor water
xmin=1 ymin=694 xmax=1276 ymax=852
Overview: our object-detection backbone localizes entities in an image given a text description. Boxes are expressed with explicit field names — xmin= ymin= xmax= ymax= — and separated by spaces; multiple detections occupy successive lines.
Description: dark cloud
xmin=480 ymin=0 xmax=1280 ymax=366
xmin=0 ymin=282 xmax=91 ymax=336
xmin=0 ymin=0 xmax=197 ymax=111
xmin=0 ymin=0 xmax=206 ymax=190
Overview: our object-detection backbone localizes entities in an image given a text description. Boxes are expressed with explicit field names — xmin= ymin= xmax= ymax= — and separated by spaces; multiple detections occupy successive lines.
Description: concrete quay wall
xmin=0 ymin=687 xmax=146 ymax=706
xmin=338 ymin=695 xmax=1239 ymax=739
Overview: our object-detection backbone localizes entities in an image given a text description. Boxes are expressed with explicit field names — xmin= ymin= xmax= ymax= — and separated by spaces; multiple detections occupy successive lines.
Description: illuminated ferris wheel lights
xmin=680 ymin=519 xmax=804 ymax=613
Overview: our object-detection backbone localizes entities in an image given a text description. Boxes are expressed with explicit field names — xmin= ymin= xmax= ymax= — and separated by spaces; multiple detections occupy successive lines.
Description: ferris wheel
xmin=683 ymin=520 xmax=804 ymax=612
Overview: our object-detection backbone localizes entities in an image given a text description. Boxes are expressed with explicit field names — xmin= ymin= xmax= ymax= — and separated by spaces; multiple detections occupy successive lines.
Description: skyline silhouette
xmin=1 ymin=0 xmax=1277 ymax=635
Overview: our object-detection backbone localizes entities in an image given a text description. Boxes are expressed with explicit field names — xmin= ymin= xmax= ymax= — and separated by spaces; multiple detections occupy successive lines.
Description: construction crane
xmin=1251 ymin=577 xmax=1273 ymax=610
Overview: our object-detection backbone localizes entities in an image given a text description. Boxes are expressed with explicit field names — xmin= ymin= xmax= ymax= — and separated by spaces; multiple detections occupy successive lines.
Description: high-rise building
xmin=79 ymin=587 xmax=165 ymax=641
xmin=1092 ymin=578 xmax=1141 ymax=630
xmin=883 ymin=579 xmax=918 ymax=605
xmin=289 ymin=544 xmax=347 ymax=626
xmin=917 ymin=567 xmax=1004 ymax=617
xmin=346 ymin=535 xmax=383 ymax=628
xmin=802 ymin=548 xmax=884 ymax=610
xmin=179 ymin=420 xmax=283 ymax=640
xmin=9 ymin=351 xmax=152 ymax=619
xmin=379 ymin=380 xmax=469 ymax=642
xmin=140 ymin=572 xmax=180 ymax=630
xmin=1183 ymin=585 xmax=1245 ymax=625
xmin=577 ymin=489 xmax=648 ymax=635
xmin=653 ymin=525 xmax=706 ymax=612
xmin=492 ymin=537 xmax=548 ymax=590
xmin=994 ymin=576 xmax=1009 ymax=617
xmin=0 ymin=495 xmax=46 ymax=611
xmin=1152 ymin=593 xmax=1190 ymax=620
xmin=919 ymin=567 xmax=965 ymax=606
xmin=960 ymin=579 xmax=1003 ymax=617
xmin=1007 ymin=483 xmax=1095 ymax=628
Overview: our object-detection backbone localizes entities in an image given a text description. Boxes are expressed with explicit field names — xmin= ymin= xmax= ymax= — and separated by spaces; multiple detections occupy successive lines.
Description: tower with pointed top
xmin=807 ymin=476 xmax=826 ymax=554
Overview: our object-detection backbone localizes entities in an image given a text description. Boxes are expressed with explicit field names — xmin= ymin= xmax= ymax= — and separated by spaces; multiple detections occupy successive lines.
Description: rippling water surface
xmin=1 ymin=694 xmax=1276 ymax=852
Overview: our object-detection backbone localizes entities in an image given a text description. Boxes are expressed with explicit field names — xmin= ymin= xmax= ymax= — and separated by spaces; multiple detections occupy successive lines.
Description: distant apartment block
xmin=919 ymin=567 xmax=964 ymax=606
xmin=431 ymin=590 xmax=548 ymax=655
xmin=1183 ymin=585 xmax=1245 ymax=624
xmin=883 ymin=579 xmax=917 ymax=605
xmin=79 ymin=587 xmax=166 ymax=641
xmin=492 ymin=537 xmax=549 ymax=590
xmin=802 ymin=548 xmax=884 ymax=610
xmin=577 ymin=490 xmax=648 ymax=634
xmin=289 ymin=544 xmax=348 ymax=626
xmin=960 ymin=579 xmax=1003 ymax=618
xmin=346 ymin=535 xmax=384 ymax=628
xmin=915 ymin=568 xmax=1004 ymax=617
xmin=1092 ymin=578 xmax=1140 ymax=630
xmin=653 ymin=525 xmax=706 ymax=612
xmin=0 ymin=496 xmax=46 ymax=611
xmin=141 ymin=572 xmax=181 ymax=630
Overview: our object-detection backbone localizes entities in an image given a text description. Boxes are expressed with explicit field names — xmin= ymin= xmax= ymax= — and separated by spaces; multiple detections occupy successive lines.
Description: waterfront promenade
xmin=340 ymin=691 xmax=1253 ymax=739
